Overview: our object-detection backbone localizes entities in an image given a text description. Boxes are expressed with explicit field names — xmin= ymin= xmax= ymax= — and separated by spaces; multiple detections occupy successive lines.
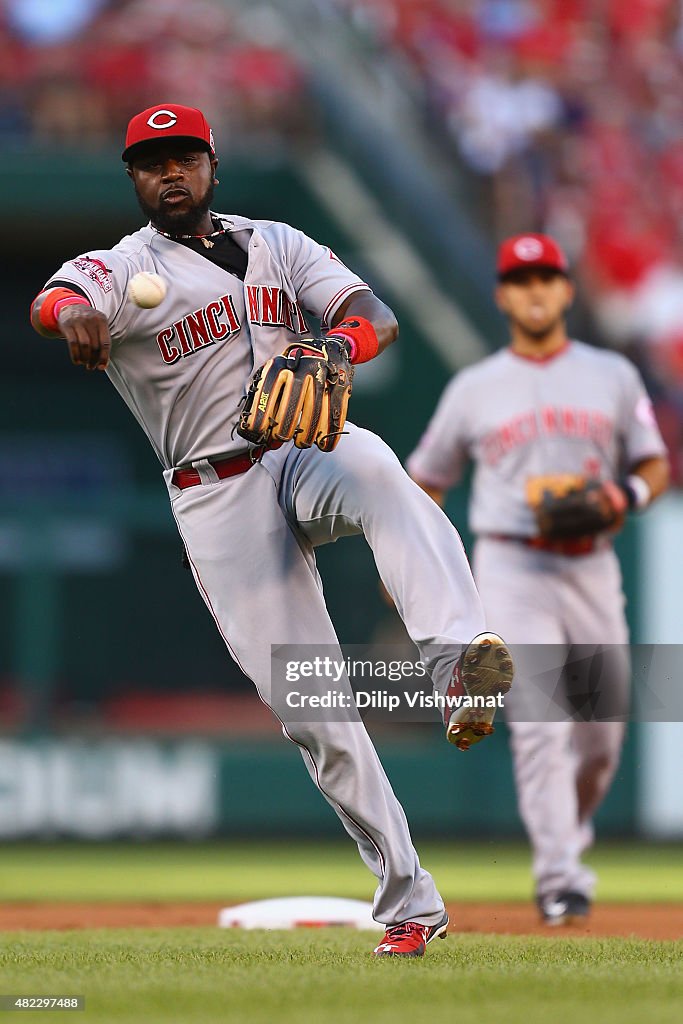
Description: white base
xmin=217 ymin=896 xmax=383 ymax=930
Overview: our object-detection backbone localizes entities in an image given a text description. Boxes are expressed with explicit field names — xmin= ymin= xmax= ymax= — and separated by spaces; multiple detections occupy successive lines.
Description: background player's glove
xmin=526 ymin=475 xmax=628 ymax=539
xmin=237 ymin=339 xmax=354 ymax=453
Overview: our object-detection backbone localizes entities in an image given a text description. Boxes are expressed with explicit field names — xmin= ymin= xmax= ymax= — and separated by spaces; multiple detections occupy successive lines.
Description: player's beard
xmin=135 ymin=180 xmax=215 ymax=235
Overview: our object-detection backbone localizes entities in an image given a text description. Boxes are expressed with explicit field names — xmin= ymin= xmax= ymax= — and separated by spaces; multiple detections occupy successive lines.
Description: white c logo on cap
xmin=147 ymin=109 xmax=178 ymax=130
xmin=513 ymin=237 xmax=544 ymax=261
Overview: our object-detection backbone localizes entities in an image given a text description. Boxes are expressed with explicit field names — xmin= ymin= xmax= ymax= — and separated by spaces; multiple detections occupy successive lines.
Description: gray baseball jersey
xmin=47 ymin=214 xmax=370 ymax=469
xmin=407 ymin=341 xmax=667 ymax=536
xmin=42 ymin=215 xmax=488 ymax=927
xmin=407 ymin=339 xmax=666 ymax=902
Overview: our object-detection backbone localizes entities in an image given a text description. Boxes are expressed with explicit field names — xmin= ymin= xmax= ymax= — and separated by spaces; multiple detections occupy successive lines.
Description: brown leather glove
xmin=237 ymin=339 xmax=353 ymax=453
xmin=527 ymin=475 xmax=628 ymax=539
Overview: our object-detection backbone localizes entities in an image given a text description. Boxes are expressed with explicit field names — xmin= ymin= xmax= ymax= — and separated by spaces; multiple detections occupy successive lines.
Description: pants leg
xmin=473 ymin=538 xmax=596 ymax=897
xmin=562 ymin=551 xmax=629 ymax=837
xmin=264 ymin=423 xmax=486 ymax=694
xmin=508 ymin=720 xmax=596 ymax=897
xmin=169 ymin=459 xmax=444 ymax=926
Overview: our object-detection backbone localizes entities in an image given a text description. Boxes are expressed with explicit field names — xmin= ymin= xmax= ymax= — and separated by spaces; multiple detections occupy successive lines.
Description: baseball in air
xmin=128 ymin=272 xmax=167 ymax=308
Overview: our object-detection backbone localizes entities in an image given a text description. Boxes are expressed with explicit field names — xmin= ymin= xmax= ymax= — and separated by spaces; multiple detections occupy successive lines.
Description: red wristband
xmin=327 ymin=316 xmax=379 ymax=364
xmin=33 ymin=287 xmax=90 ymax=334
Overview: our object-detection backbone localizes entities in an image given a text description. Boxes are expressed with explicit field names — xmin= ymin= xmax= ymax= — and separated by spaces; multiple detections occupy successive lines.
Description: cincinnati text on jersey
xmin=246 ymin=285 xmax=309 ymax=333
xmin=155 ymin=286 xmax=310 ymax=365
xmin=481 ymin=406 xmax=615 ymax=466
xmin=155 ymin=294 xmax=241 ymax=364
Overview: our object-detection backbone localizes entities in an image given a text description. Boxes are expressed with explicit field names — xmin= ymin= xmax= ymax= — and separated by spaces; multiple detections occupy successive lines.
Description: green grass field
xmin=1 ymin=842 xmax=681 ymax=1024
xmin=0 ymin=839 xmax=681 ymax=902
xmin=2 ymin=929 xmax=681 ymax=1024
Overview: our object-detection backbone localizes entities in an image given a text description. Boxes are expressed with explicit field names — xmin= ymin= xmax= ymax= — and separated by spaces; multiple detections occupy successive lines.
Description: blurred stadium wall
xmin=0 ymin=0 xmax=681 ymax=839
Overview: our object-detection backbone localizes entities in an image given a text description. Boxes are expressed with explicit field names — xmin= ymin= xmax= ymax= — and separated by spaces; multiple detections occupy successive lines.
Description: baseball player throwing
xmin=30 ymin=105 xmax=513 ymax=957
xmin=408 ymin=234 xmax=669 ymax=925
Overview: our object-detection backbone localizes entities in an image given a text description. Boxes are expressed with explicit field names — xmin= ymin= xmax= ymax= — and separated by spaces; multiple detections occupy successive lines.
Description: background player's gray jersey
xmin=407 ymin=341 xmax=667 ymax=537
xmin=47 ymin=215 xmax=369 ymax=469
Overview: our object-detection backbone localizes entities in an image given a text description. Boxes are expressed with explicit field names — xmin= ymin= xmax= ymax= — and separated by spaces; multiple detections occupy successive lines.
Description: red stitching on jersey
xmin=322 ymin=284 xmax=371 ymax=326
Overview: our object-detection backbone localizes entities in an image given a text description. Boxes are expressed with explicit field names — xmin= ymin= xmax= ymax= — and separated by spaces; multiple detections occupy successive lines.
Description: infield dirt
xmin=0 ymin=901 xmax=680 ymax=939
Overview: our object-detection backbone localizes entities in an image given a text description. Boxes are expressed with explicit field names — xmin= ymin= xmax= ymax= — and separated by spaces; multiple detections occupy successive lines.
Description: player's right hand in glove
xmin=527 ymin=475 xmax=628 ymax=539
xmin=237 ymin=338 xmax=354 ymax=453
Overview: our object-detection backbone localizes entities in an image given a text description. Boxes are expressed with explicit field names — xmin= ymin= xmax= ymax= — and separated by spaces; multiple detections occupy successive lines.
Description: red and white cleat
xmin=372 ymin=912 xmax=449 ymax=958
xmin=445 ymin=632 xmax=514 ymax=751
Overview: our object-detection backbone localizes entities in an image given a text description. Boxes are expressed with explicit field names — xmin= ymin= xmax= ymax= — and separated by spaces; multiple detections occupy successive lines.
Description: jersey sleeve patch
xmin=70 ymin=256 xmax=113 ymax=294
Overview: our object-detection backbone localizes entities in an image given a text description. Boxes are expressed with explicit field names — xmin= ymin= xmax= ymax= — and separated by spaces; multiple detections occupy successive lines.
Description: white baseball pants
xmin=474 ymin=536 xmax=629 ymax=899
xmin=168 ymin=424 xmax=485 ymax=924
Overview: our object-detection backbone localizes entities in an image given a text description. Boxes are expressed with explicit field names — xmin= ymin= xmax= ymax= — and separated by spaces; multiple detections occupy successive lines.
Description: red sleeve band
xmin=32 ymin=287 xmax=90 ymax=334
xmin=327 ymin=316 xmax=379 ymax=364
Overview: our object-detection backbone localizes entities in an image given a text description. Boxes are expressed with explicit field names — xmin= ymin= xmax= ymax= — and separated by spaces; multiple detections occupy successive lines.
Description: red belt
xmin=172 ymin=442 xmax=282 ymax=490
xmin=485 ymin=533 xmax=600 ymax=556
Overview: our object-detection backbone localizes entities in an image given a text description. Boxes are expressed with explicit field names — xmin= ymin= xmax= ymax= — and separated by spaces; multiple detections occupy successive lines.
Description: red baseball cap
xmin=497 ymin=233 xmax=569 ymax=278
xmin=122 ymin=104 xmax=215 ymax=162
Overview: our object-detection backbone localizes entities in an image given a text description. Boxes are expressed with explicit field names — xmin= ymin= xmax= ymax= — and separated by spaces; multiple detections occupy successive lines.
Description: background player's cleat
xmin=536 ymin=890 xmax=591 ymax=926
xmin=445 ymin=632 xmax=514 ymax=750
xmin=372 ymin=911 xmax=449 ymax=958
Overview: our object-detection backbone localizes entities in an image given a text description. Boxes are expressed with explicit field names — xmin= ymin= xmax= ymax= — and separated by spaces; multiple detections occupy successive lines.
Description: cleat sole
xmin=446 ymin=633 xmax=514 ymax=749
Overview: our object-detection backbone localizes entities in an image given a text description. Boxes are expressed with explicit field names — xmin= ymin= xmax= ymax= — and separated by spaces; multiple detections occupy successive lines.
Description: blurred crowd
xmin=0 ymin=0 xmax=311 ymax=153
xmin=330 ymin=0 xmax=683 ymax=481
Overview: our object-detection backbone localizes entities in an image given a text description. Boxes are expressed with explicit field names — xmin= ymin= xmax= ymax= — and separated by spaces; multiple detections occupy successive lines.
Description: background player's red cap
xmin=497 ymin=233 xmax=569 ymax=279
xmin=122 ymin=104 xmax=216 ymax=162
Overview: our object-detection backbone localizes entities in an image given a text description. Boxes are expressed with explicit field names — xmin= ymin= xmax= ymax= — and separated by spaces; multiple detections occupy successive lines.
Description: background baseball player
xmin=407 ymin=233 xmax=669 ymax=924
xmin=29 ymin=104 xmax=513 ymax=957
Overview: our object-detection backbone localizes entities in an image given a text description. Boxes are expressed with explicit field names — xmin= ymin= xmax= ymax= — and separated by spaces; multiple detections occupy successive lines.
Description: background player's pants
xmin=167 ymin=424 xmax=485 ymax=925
xmin=473 ymin=537 xmax=629 ymax=899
